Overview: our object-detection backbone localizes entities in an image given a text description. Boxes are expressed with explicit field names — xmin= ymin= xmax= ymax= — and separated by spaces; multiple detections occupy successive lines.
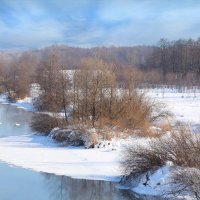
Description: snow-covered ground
xmin=145 ymin=87 xmax=200 ymax=124
xmin=0 ymin=134 xmax=121 ymax=181
xmin=132 ymin=164 xmax=172 ymax=196
xmin=0 ymin=88 xmax=200 ymax=199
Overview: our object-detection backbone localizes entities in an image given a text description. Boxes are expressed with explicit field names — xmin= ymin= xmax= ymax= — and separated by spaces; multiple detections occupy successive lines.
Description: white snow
xmin=0 ymin=131 xmax=150 ymax=182
xmin=132 ymin=165 xmax=172 ymax=196
xmin=145 ymin=87 xmax=200 ymax=124
xmin=0 ymin=134 xmax=121 ymax=181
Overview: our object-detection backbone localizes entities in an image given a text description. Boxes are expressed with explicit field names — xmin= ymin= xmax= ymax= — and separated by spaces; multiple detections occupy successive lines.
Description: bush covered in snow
xmin=121 ymin=124 xmax=200 ymax=198
xmin=171 ymin=167 xmax=200 ymax=199
xmin=121 ymin=144 xmax=165 ymax=179
xmin=49 ymin=127 xmax=98 ymax=148
xmin=151 ymin=125 xmax=200 ymax=168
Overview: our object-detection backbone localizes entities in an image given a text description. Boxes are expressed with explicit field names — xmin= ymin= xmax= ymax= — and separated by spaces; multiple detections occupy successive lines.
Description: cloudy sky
xmin=0 ymin=0 xmax=200 ymax=49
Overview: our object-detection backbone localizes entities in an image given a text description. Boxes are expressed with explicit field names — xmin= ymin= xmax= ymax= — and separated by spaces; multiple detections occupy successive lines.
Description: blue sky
xmin=0 ymin=0 xmax=200 ymax=49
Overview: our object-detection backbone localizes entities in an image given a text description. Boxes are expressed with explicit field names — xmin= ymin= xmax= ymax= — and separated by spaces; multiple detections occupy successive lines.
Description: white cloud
xmin=1 ymin=0 xmax=200 ymax=48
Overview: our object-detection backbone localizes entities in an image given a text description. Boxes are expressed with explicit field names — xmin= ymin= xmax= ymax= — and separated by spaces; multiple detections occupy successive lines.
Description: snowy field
xmin=0 ymin=88 xmax=200 ymax=199
xmin=145 ymin=87 xmax=200 ymax=125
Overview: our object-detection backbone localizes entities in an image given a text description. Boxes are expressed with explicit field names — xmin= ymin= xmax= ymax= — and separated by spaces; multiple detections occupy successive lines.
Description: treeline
xmin=0 ymin=45 xmax=151 ymax=99
xmin=146 ymin=38 xmax=200 ymax=85
xmin=1 ymin=38 xmax=200 ymax=100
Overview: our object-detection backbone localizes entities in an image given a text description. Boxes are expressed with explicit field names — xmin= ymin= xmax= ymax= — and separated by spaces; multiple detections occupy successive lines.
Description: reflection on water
xmin=43 ymin=173 xmax=167 ymax=200
xmin=44 ymin=173 xmax=119 ymax=200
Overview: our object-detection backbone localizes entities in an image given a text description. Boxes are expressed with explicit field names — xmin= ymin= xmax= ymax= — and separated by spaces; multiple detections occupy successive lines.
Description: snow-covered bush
xmin=171 ymin=167 xmax=200 ymax=199
xmin=49 ymin=128 xmax=84 ymax=146
xmin=121 ymin=145 xmax=165 ymax=179
xmin=49 ymin=128 xmax=98 ymax=148
xmin=121 ymin=124 xmax=200 ymax=177
xmin=121 ymin=124 xmax=200 ymax=198
xmin=151 ymin=125 xmax=200 ymax=168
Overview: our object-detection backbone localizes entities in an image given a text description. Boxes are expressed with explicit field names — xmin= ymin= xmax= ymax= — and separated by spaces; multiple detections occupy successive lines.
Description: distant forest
xmin=1 ymin=38 xmax=200 ymax=99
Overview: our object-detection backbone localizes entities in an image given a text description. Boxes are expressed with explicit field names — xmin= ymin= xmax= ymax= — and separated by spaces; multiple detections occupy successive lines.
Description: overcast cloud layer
xmin=0 ymin=0 xmax=200 ymax=49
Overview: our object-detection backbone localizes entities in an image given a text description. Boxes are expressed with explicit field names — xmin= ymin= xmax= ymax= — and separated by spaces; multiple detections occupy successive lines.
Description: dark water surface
xmin=0 ymin=103 xmax=163 ymax=200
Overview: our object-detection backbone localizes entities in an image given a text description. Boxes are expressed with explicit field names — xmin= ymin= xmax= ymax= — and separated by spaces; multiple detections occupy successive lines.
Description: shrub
xmin=121 ymin=145 xmax=165 ymax=179
xmin=171 ymin=167 xmax=200 ymax=199
xmin=112 ymin=91 xmax=172 ymax=136
xmin=49 ymin=127 xmax=98 ymax=148
xmin=30 ymin=114 xmax=63 ymax=135
xmin=151 ymin=125 xmax=200 ymax=168
xmin=121 ymin=124 xmax=200 ymax=177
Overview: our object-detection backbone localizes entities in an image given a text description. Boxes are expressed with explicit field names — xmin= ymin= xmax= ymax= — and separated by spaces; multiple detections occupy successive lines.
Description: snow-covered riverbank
xmin=0 ymin=134 xmax=121 ymax=181
xmin=0 ymin=88 xmax=200 ymax=199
